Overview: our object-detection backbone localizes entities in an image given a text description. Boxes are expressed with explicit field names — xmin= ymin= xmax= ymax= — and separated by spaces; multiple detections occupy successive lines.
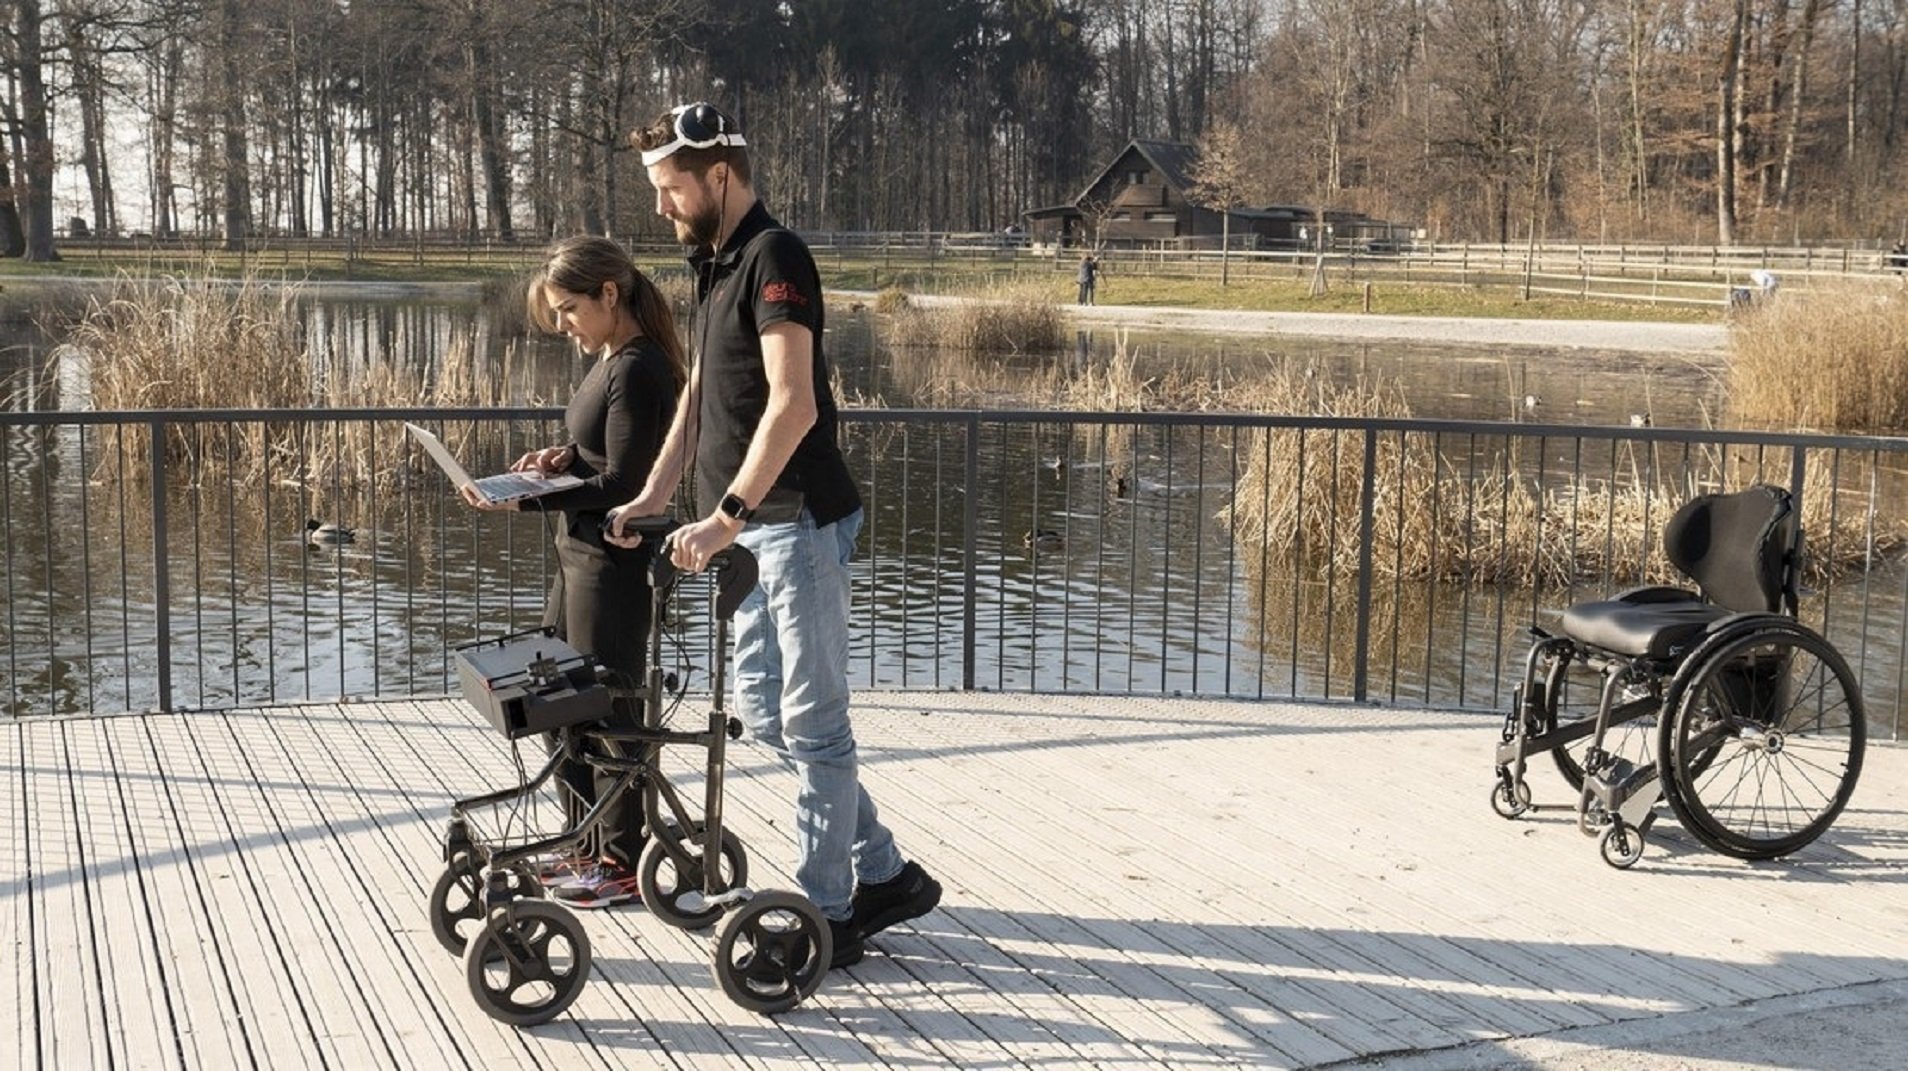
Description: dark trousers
xmin=542 ymin=514 xmax=653 ymax=865
xmin=1077 ymin=280 xmax=1095 ymax=305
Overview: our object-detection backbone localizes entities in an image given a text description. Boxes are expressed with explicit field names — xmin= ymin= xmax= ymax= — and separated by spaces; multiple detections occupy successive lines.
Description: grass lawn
xmin=0 ymin=247 xmax=1722 ymax=324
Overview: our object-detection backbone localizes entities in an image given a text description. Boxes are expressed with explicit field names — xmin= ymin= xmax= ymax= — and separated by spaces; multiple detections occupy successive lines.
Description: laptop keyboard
xmin=474 ymin=472 xmax=547 ymax=500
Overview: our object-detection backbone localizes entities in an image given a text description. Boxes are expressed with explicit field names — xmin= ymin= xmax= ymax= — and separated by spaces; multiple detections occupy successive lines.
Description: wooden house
xmin=1024 ymin=139 xmax=1405 ymax=249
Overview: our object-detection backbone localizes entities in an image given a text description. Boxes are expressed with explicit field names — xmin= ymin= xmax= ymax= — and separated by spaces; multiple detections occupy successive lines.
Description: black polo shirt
xmin=687 ymin=200 xmax=860 ymax=527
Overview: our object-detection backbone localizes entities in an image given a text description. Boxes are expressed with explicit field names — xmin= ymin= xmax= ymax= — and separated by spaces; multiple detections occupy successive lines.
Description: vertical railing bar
xmin=1823 ymin=449 xmax=1843 ymax=641
xmin=1602 ymin=441 xmax=1618 ymax=591
xmin=403 ymin=425 xmax=416 ymax=696
xmin=1565 ymin=436 xmax=1583 ymax=607
xmin=263 ymin=418 xmax=277 ymax=704
xmin=39 ymin=426 xmax=57 ymax=715
xmin=298 ymin=418 xmax=312 ymax=700
xmin=867 ymin=421 xmax=880 ymax=686
xmin=1352 ymin=428 xmax=1378 ymax=703
xmin=1530 ymin=435 xmax=1549 ymax=626
xmin=1388 ymin=429 xmax=1407 ymax=701
xmin=1159 ymin=422 xmax=1175 ymax=694
xmin=995 ymin=422 xmax=1009 ymax=690
xmin=2 ymin=421 xmax=16 ymax=713
xmin=150 ymin=417 xmax=174 ymax=715
xmin=191 ymin=421 xmax=206 ymax=707
xmin=116 ymin=426 xmax=133 ymax=711
xmin=1060 ymin=421 xmax=1076 ymax=691
xmin=1225 ymin=423 xmax=1240 ymax=697
xmin=1255 ymin=423 xmax=1271 ymax=700
xmin=369 ymin=417 xmax=382 ymax=699
xmin=1323 ymin=430 xmax=1341 ymax=699
xmin=1856 ymin=449 xmax=1878 ymax=704
xmin=226 ymin=420 xmax=241 ymax=705
xmin=1788 ymin=445 xmax=1808 ymax=618
xmin=1126 ymin=423 xmax=1141 ymax=692
xmin=1423 ymin=433 xmax=1442 ymax=706
xmin=1095 ymin=421 xmax=1111 ymax=692
xmin=1028 ymin=423 xmax=1043 ymax=690
xmin=1191 ymin=423 xmax=1207 ymax=693
xmin=899 ymin=424 xmax=912 ymax=688
xmin=1290 ymin=429 xmax=1306 ymax=698
xmin=79 ymin=425 xmax=97 ymax=714
xmin=1491 ymin=436 xmax=1512 ymax=710
xmin=1457 ymin=434 xmax=1478 ymax=706
xmin=334 ymin=417 xmax=347 ymax=698
xmin=961 ymin=413 xmax=979 ymax=692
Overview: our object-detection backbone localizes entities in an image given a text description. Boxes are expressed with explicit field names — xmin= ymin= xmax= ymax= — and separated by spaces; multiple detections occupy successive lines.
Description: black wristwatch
xmin=717 ymin=492 xmax=755 ymax=524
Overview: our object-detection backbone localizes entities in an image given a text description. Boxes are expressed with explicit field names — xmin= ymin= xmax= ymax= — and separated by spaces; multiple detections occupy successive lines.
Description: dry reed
xmin=884 ymin=279 xmax=1064 ymax=355
xmin=1728 ymin=282 xmax=1908 ymax=432
xmin=65 ymin=270 xmax=552 ymax=508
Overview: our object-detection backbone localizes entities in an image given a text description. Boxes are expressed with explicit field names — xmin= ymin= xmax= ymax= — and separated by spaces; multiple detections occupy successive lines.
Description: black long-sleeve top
xmin=533 ymin=337 xmax=679 ymax=518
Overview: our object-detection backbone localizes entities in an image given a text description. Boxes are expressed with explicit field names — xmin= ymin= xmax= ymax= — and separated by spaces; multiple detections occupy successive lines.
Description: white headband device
xmin=641 ymin=104 xmax=746 ymax=167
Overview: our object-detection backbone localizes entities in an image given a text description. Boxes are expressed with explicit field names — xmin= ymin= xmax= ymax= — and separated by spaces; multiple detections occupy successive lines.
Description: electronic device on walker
xmin=428 ymin=516 xmax=834 ymax=1026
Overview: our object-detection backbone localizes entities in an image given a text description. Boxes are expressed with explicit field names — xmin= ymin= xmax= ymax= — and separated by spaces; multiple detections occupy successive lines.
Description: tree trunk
xmin=1776 ymin=0 xmax=1823 ymax=208
xmin=14 ymin=0 xmax=59 ymax=261
xmin=219 ymin=0 xmax=252 ymax=251
xmin=471 ymin=36 xmax=514 ymax=240
xmin=1716 ymin=0 xmax=1748 ymax=245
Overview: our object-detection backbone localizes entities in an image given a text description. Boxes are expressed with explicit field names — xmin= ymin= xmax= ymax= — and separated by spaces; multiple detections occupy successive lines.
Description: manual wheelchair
xmin=426 ymin=517 xmax=834 ymax=1025
xmin=1491 ymin=484 xmax=1867 ymax=868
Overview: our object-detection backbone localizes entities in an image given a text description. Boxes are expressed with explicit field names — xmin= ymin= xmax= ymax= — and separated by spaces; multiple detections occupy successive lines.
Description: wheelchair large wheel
xmin=638 ymin=822 xmax=750 ymax=931
xmin=713 ymin=890 xmax=831 ymax=1014
xmin=463 ymin=900 xmax=591 ymax=1027
xmin=1542 ymin=654 xmax=1657 ymax=791
xmin=429 ymin=853 xmax=542 ymax=955
xmin=1659 ymin=625 xmax=1865 ymax=860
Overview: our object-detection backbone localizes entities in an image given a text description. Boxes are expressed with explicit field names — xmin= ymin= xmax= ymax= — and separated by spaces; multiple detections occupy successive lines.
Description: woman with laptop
xmin=460 ymin=235 xmax=686 ymax=908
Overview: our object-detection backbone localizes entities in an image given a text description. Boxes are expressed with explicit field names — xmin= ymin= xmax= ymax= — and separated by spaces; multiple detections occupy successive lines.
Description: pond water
xmin=2 ymin=288 xmax=1902 ymax=741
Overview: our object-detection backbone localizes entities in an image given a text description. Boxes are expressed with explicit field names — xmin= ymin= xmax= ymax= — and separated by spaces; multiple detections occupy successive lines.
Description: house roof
xmin=1074 ymin=139 xmax=1202 ymax=206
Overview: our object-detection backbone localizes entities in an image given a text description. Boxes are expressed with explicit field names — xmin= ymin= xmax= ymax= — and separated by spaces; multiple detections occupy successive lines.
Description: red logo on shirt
xmin=761 ymin=281 xmax=809 ymax=306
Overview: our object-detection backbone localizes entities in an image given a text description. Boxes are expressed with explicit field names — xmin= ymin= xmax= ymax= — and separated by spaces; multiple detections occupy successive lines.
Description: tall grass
xmin=1225 ymin=367 xmax=1899 ymax=587
xmin=884 ymin=279 xmax=1064 ymax=355
xmin=1729 ymin=282 xmax=1908 ymax=432
xmin=66 ymin=270 xmax=549 ymax=501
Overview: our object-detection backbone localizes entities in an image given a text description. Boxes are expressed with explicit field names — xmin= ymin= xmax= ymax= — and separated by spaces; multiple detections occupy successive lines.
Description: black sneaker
xmin=828 ymin=918 xmax=864 ymax=969
xmin=850 ymin=861 xmax=942 ymax=940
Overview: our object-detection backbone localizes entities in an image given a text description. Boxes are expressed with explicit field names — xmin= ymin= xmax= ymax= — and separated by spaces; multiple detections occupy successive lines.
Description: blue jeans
xmin=731 ymin=508 xmax=901 ymax=920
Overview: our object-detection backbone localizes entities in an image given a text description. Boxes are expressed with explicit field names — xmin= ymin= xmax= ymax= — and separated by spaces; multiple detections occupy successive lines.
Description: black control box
xmin=454 ymin=629 xmax=611 ymax=739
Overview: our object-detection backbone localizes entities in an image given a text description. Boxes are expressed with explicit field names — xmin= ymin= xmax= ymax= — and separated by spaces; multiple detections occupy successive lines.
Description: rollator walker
xmin=427 ymin=517 xmax=833 ymax=1025
xmin=1491 ymin=485 xmax=1866 ymax=868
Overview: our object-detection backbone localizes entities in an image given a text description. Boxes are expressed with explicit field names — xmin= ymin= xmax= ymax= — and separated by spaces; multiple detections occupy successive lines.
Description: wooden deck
xmin=4 ymin=692 xmax=1906 ymax=1070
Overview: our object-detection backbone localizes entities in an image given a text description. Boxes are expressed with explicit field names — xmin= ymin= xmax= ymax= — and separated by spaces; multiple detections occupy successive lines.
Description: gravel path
xmin=882 ymin=292 xmax=1728 ymax=355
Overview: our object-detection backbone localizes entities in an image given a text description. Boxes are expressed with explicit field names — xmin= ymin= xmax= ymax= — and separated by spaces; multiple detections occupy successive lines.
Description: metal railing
xmin=4 ymin=407 xmax=1906 ymax=738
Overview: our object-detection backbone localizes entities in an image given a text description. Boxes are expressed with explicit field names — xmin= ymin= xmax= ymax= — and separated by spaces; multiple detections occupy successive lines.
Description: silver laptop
xmin=404 ymin=422 xmax=585 ymax=504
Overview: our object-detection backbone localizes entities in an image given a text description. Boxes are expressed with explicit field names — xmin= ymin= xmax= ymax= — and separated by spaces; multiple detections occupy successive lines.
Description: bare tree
xmin=1188 ymin=118 xmax=1253 ymax=285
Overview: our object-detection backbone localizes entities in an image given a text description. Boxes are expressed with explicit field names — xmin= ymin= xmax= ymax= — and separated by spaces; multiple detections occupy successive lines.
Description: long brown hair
xmin=527 ymin=235 xmax=688 ymax=387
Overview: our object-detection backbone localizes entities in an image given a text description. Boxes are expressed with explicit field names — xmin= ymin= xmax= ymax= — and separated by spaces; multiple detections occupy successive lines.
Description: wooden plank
xmin=25 ymin=720 xmax=111 ymax=1069
xmin=102 ymin=716 xmax=253 ymax=1068
xmin=257 ymin=703 xmax=578 ymax=1071
xmin=2 ymin=721 xmax=36 ymax=1071
xmin=138 ymin=715 xmax=323 ymax=1068
xmin=64 ymin=717 xmax=183 ymax=1070
xmin=217 ymin=706 xmax=479 ymax=1070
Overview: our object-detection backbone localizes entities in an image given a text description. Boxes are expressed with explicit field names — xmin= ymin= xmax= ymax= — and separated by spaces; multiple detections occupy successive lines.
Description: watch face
xmin=721 ymin=493 xmax=750 ymax=520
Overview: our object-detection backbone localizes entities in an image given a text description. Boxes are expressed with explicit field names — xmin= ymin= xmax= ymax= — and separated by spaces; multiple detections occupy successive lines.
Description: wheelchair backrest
xmin=1663 ymin=484 xmax=1799 ymax=614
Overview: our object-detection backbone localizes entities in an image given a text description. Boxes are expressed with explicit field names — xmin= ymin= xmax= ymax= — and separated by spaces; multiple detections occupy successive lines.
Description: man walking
xmin=1076 ymin=252 xmax=1098 ymax=305
xmin=606 ymin=102 xmax=940 ymax=969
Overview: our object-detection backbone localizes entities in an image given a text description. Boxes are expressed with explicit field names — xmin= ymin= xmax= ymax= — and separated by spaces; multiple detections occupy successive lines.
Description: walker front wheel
xmin=713 ymin=891 xmax=831 ymax=1015
xmin=463 ymin=900 xmax=591 ymax=1027
xmin=429 ymin=853 xmax=542 ymax=955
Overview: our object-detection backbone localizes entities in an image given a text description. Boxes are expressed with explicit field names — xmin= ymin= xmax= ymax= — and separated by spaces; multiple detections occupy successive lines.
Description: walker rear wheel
xmin=713 ymin=890 xmax=830 ymax=1015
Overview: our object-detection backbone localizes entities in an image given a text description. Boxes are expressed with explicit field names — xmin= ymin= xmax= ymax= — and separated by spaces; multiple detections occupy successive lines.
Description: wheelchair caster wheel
xmin=638 ymin=823 xmax=750 ymax=931
xmin=463 ymin=900 xmax=591 ymax=1026
xmin=1490 ymin=778 xmax=1532 ymax=819
xmin=1600 ymin=822 xmax=1645 ymax=869
xmin=429 ymin=853 xmax=542 ymax=955
xmin=713 ymin=890 xmax=831 ymax=1015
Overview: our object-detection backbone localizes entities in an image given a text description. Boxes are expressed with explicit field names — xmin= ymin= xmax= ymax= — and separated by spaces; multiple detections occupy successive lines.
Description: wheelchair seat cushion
xmin=1561 ymin=597 xmax=1734 ymax=659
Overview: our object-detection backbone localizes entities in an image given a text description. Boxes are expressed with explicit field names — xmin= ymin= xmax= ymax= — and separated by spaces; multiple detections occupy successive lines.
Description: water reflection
xmin=1 ymin=291 xmax=1901 ymax=741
